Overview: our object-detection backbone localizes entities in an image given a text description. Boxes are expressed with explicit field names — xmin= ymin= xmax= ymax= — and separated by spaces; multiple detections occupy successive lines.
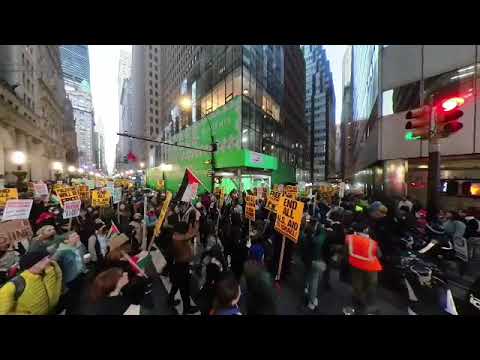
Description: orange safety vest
xmin=346 ymin=233 xmax=383 ymax=272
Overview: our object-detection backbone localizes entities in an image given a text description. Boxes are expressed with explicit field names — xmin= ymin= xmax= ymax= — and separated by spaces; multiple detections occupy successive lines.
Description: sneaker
xmin=183 ymin=305 xmax=199 ymax=315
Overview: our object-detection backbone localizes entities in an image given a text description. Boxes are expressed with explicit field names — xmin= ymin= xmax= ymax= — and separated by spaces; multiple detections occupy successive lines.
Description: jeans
xmin=169 ymin=262 xmax=191 ymax=311
xmin=351 ymin=267 xmax=378 ymax=314
xmin=305 ymin=260 xmax=325 ymax=306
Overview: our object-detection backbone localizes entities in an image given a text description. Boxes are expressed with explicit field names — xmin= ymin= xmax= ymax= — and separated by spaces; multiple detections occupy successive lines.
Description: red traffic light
xmin=441 ymin=97 xmax=464 ymax=112
xmin=436 ymin=96 xmax=464 ymax=137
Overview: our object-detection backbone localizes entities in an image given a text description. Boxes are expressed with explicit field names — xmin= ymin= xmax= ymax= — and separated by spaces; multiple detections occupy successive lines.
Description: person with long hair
xmin=84 ymin=267 xmax=130 ymax=315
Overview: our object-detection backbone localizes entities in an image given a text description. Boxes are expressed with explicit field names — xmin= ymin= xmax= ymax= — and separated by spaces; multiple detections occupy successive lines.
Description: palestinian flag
xmin=107 ymin=223 xmax=120 ymax=238
xmin=174 ymin=168 xmax=203 ymax=203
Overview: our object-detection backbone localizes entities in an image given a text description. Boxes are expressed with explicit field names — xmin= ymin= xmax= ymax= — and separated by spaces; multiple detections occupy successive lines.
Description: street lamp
xmin=179 ymin=96 xmax=192 ymax=110
xmin=78 ymin=168 xmax=84 ymax=175
xmin=68 ymin=165 xmax=76 ymax=173
xmin=11 ymin=151 xmax=27 ymax=191
xmin=52 ymin=161 xmax=63 ymax=181
xmin=139 ymin=162 xmax=145 ymax=169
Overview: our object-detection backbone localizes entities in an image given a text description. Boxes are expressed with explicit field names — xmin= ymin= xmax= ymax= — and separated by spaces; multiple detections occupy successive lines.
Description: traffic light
xmin=435 ymin=96 xmax=464 ymax=138
xmin=405 ymin=105 xmax=431 ymax=141
xmin=211 ymin=143 xmax=218 ymax=152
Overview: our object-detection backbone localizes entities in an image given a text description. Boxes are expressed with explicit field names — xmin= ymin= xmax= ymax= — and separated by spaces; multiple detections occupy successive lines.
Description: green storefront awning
xmin=216 ymin=149 xmax=278 ymax=170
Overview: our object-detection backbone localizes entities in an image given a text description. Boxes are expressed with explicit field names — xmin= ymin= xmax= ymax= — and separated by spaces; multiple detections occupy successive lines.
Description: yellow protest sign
xmin=0 ymin=188 xmax=18 ymax=208
xmin=265 ymin=190 xmax=282 ymax=213
xmin=91 ymin=189 xmax=111 ymax=208
xmin=54 ymin=186 xmax=80 ymax=206
xmin=153 ymin=191 xmax=172 ymax=239
xmin=285 ymin=185 xmax=298 ymax=199
xmin=274 ymin=196 xmax=304 ymax=243
xmin=76 ymin=185 xmax=90 ymax=202
xmin=53 ymin=183 xmax=65 ymax=193
xmin=245 ymin=194 xmax=256 ymax=221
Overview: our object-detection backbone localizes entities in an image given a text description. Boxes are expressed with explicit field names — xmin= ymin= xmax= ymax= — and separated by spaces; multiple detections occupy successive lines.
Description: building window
xmin=149 ymin=89 xmax=153 ymax=95
xmin=155 ymin=110 xmax=158 ymax=115
xmin=155 ymin=91 xmax=158 ymax=97
xmin=382 ymin=80 xmax=420 ymax=116
xmin=150 ymin=126 xmax=153 ymax=133
xmin=233 ymin=67 xmax=241 ymax=97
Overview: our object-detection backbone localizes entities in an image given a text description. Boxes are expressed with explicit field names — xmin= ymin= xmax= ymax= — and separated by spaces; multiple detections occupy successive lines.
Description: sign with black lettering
xmin=245 ymin=195 xmax=256 ymax=221
xmin=265 ymin=191 xmax=282 ymax=213
xmin=274 ymin=196 xmax=304 ymax=243
xmin=285 ymin=185 xmax=298 ymax=199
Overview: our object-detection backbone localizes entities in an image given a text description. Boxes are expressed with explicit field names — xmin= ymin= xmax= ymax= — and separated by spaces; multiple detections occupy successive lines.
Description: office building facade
xmin=59 ymin=45 xmax=90 ymax=90
xmin=345 ymin=45 xmax=480 ymax=209
xmin=302 ymin=45 xmax=336 ymax=184
xmin=0 ymin=45 xmax=70 ymax=181
xmin=60 ymin=45 xmax=93 ymax=170
xmin=130 ymin=45 xmax=162 ymax=168
xmin=147 ymin=45 xmax=308 ymax=193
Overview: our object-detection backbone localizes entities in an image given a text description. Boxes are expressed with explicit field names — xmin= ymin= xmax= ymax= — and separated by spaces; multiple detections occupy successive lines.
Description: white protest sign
xmin=86 ymin=179 xmax=95 ymax=190
xmin=113 ymin=187 xmax=122 ymax=204
xmin=33 ymin=182 xmax=49 ymax=197
xmin=2 ymin=199 xmax=33 ymax=221
xmin=62 ymin=199 xmax=82 ymax=219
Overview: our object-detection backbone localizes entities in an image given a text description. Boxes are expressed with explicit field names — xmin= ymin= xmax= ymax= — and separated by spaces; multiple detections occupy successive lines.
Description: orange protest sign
xmin=265 ymin=190 xmax=282 ymax=213
xmin=274 ymin=196 xmax=304 ymax=243
xmin=245 ymin=195 xmax=256 ymax=221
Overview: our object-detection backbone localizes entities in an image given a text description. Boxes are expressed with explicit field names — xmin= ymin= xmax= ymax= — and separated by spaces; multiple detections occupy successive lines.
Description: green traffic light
xmin=405 ymin=132 xmax=421 ymax=141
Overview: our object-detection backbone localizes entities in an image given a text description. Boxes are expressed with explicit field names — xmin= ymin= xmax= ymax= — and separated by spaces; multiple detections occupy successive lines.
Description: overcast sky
xmin=89 ymin=45 xmax=131 ymax=174
xmin=89 ymin=45 xmax=347 ymax=173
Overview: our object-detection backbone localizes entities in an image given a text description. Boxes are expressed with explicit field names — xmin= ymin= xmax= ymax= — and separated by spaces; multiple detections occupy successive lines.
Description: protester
xmin=345 ymin=222 xmax=383 ymax=315
xmin=83 ymin=268 xmax=131 ymax=315
xmin=129 ymin=213 xmax=144 ymax=251
xmin=0 ymin=251 xmax=63 ymax=315
xmin=167 ymin=221 xmax=199 ymax=314
xmin=300 ymin=216 xmax=327 ymax=311
xmin=87 ymin=219 xmax=108 ymax=266
xmin=211 ymin=271 xmax=242 ymax=315
xmin=0 ymin=237 xmax=20 ymax=287
xmin=29 ymin=225 xmax=62 ymax=254
xmin=243 ymin=260 xmax=276 ymax=315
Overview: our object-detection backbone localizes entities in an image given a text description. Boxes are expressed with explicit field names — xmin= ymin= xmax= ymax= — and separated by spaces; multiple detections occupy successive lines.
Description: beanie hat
xmin=20 ymin=250 xmax=49 ymax=271
xmin=109 ymin=233 xmax=129 ymax=251
xmin=368 ymin=201 xmax=388 ymax=215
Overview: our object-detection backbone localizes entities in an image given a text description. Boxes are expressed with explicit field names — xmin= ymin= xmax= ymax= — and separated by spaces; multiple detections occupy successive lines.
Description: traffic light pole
xmin=427 ymin=107 xmax=440 ymax=221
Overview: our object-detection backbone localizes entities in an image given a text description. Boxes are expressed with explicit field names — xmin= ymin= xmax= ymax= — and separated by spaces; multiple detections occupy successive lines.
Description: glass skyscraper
xmin=148 ymin=45 xmax=307 ymax=193
xmin=59 ymin=45 xmax=91 ymax=90
xmin=303 ymin=45 xmax=336 ymax=183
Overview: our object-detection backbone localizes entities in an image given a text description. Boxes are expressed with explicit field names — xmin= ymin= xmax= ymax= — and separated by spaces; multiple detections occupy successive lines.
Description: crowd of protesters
xmin=1 ymin=177 xmax=480 ymax=316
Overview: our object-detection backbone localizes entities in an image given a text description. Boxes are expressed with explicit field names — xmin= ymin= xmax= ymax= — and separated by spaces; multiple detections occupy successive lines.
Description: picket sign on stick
xmin=275 ymin=236 xmax=287 ymax=281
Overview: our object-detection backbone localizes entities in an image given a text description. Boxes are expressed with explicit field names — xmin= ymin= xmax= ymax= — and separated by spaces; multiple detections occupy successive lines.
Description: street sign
xmin=274 ymin=196 xmax=304 ymax=243
xmin=245 ymin=195 xmax=256 ymax=221
xmin=62 ymin=199 xmax=81 ymax=219
xmin=0 ymin=188 xmax=18 ymax=208
xmin=265 ymin=190 xmax=282 ymax=213
xmin=2 ymin=199 xmax=33 ymax=221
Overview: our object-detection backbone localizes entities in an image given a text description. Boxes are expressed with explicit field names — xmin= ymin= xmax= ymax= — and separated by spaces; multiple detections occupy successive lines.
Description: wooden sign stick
xmin=275 ymin=235 xmax=287 ymax=281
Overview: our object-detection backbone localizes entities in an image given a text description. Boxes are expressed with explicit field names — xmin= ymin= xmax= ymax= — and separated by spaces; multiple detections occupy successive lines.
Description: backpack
xmin=10 ymin=275 xmax=26 ymax=300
